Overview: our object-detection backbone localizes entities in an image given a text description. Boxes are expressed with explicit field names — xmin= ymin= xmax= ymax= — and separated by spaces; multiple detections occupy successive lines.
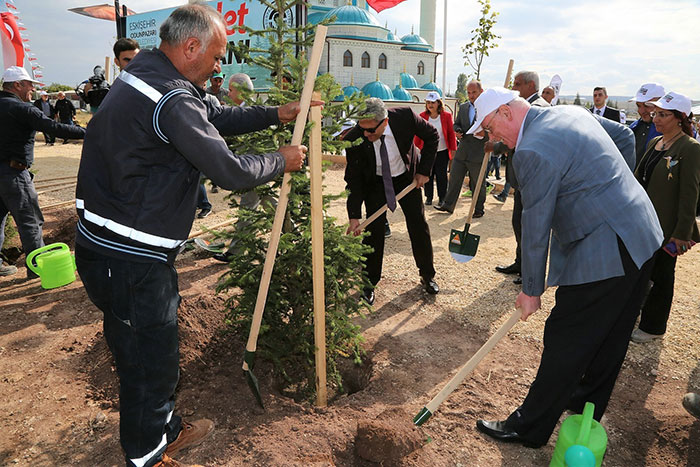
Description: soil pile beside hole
xmin=355 ymin=407 xmax=425 ymax=464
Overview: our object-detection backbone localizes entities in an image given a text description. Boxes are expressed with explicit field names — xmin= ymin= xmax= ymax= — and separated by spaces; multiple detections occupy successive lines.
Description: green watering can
xmin=550 ymin=402 xmax=608 ymax=467
xmin=26 ymin=243 xmax=77 ymax=289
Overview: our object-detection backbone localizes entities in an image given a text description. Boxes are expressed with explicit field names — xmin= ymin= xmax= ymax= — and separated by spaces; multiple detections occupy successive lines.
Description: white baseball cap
xmin=629 ymin=83 xmax=665 ymax=103
xmin=425 ymin=91 xmax=441 ymax=102
xmin=467 ymin=87 xmax=519 ymax=135
xmin=649 ymin=91 xmax=692 ymax=117
xmin=39 ymin=90 xmax=48 ymax=96
xmin=2 ymin=65 xmax=42 ymax=84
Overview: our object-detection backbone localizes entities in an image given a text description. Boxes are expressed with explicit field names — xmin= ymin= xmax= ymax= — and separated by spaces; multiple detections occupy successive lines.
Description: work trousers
xmin=505 ymin=239 xmax=654 ymax=446
xmin=0 ymin=167 xmax=44 ymax=258
xmin=363 ymin=172 xmax=435 ymax=286
xmin=423 ymin=149 xmax=449 ymax=204
xmin=76 ymin=245 xmax=183 ymax=467
xmin=638 ymin=248 xmax=677 ymax=335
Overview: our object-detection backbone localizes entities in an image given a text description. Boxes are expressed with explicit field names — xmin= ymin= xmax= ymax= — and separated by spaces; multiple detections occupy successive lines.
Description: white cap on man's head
xmin=39 ymin=90 xmax=48 ymax=96
xmin=467 ymin=87 xmax=519 ymax=135
xmin=2 ymin=66 xmax=42 ymax=84
xmin=629 ymin=83 xmax=665 ymax=103
xmin=425 ymin=91 xmax=441 ymax=102
xmin=649 ymin=91 xmax=692 ymax=117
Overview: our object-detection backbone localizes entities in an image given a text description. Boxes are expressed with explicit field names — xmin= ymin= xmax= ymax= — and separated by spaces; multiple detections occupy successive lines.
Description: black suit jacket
xmin=453 ymin=101 xmax=485 ymax=163
xmin=591 ymin=105 xmax=621 ymax=122
xmin=343 ymin=107 xmax=438 ymax=219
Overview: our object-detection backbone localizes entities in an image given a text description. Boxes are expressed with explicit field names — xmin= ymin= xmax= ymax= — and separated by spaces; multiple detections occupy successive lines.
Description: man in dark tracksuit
xmin=0 ymin=66 xmax=85 ymax=278
xmin=74 ymin=5 xmax=308 ymax=467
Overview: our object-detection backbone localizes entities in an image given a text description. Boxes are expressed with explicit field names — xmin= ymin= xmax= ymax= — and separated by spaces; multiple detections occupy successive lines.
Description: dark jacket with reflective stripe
xmin=76 ymin=48 xmax=285 ymax=264
xmin=0 ymin=91 xmax=85 ymax=167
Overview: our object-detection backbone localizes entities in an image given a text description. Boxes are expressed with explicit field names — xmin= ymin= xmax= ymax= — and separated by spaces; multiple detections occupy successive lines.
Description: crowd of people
xmin=1 ymin=2 xmax=699 ymax=465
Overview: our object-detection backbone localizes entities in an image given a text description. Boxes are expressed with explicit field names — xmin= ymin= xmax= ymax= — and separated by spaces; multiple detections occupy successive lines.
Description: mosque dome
xmin=400 ymin=33 xmax=432 ymax=51
xmin=392 ymin=84 xmax=412 ymax=101
xmin=333 ymin=84 xmax=362 ymax=102
xmin=400 ymin=72 xmax=419 ymax=89
xmin=322 ymin=5 xmax=383 ymax=28
xmin=361 ymin=80 xmax=394 ymax=101
xmin=421 ymin=81 xmax=443 ymax=96
xmin=386 ymin=30 xmax=402 ymax=43
xmin=308 ymin=11 xmax=326 ymax=25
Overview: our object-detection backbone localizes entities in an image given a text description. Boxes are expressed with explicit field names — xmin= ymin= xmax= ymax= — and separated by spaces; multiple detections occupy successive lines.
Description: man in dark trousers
xmin=74 ymin=4 xmax=309 ymax=466
xmin=494 ymin=70 xmax=550 ymax=284
xmin=33 ymin=90 xmax=55 ymax=145
xmin=470 ymin=87 xmax=662 ymax=449
xmin=344 ymin=97 xmax=439 ymax=305
xmin=435 ymin=80 xmax=485 ymax=216
xmin=591 ymin=86 xmax=626 ymax=123
xmin=54 ymin=91 xmax=76 ymax=144
xmin=0 ymin=66 xmax=85 ymax=278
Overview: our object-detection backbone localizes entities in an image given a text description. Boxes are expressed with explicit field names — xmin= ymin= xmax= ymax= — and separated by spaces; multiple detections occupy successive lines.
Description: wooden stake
xmin=504 ymin=59 xmax=514 ymax=87
xmin=309 ymin=101 xmax=327 ymax=407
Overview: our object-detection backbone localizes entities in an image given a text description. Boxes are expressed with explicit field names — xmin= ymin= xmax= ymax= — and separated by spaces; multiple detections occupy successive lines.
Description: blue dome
xmin=421 ymin=82 xmax=443 ymax=96
xmin=400 ymin=33 xmax=432 ymax=50
xmin=333 ymin=84 xmax=361 ymax=102
xmin=392 ymin=85 xmax=412 ymax=101
xmin=308 ymin=11 xmax=326 ymax=25
xmin=400 ymin=72 xmax=419 ymax=89
xmin=361 ymin=80 xmax=394 ymax=101
xmin=386 ymin=30 xmax=402 ymax=43
xmin=323 ymin=5 xmax=383 ymax=28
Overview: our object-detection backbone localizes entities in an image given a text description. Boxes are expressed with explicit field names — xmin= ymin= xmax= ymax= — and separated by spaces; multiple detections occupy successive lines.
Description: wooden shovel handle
xmin=424 ymin=308 xmax=522 ymax=414
xmin=461 ymin=150 xmax=491 ymax=229
xmin=357 ymin=180 xmax=418 ymax=232
xmin=243 ymin=25 xmax=328 ymax=369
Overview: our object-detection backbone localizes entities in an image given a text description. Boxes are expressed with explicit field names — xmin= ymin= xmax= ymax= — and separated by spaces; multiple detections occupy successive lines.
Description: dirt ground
xmin=1 ymin=140 xmax=699 ymax=466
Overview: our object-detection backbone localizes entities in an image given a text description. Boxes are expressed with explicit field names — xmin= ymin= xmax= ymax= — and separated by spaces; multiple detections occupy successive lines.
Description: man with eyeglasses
xmin=343 ymin=97 xmax=439 ymax=305
xmin=0 ymin=66 xmax=85 ymax=278
xmin=469 ymin=87 xmax=662 ymax=450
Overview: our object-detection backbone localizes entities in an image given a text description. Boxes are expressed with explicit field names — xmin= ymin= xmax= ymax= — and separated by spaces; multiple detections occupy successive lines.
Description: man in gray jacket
xmin=75 ymin=5 xmax=308 ymax=466
xmin=469 ymin=88 xmax=662 ymax=449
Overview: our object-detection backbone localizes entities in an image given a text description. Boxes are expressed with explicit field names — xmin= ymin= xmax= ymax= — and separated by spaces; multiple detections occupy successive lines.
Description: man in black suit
xmin=591 ymin=86 xmax=625 ymax=123
xmin=344 ymin=98 xmax=439 ymax=304
xmin=494 ymin=71 xmax=550 ymax=285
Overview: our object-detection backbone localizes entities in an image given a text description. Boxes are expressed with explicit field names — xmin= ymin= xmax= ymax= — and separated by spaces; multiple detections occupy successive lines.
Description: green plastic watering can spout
xmin=576 ymin=402 xmax=595 ymax=447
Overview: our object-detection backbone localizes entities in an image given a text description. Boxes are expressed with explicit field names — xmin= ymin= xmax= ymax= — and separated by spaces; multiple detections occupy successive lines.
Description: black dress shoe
xmin=197 ymin=208 xmax=211 ymax=218
xmin=473 ymin=211 xmax=484 ymax=218
xmin=425 ymin=199 xmax=432 ymax=206
xmin=361 ymin=288 xmax=375 ymax=305
xmin=384 ymin=223 xmax=392 ymax=238
xmin=513 ymin=276 xmax=522 ymax=285
xmin=476 ymin=420 xmax=543 ymax=448
xmin=433 ymin=204 xmax=454 ymax=214
xmin=213 ymin=252 xmax=233 ymax=263
xmin=495 ymin=263 xmax=521 ymax=275
xmin=421 ymin=277 xmax=439 ymax=294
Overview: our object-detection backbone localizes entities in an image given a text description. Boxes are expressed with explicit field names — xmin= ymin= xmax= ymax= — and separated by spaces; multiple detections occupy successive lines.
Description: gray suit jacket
xmin=453 ymin=101 xmax=485 ymax=163
xmin=513 ymin=105 xmax=663 ymax=295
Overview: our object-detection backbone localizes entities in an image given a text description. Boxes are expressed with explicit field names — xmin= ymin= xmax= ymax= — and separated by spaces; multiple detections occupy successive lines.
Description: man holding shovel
xmin=344 ymin=97 xmax=439 ymax=304
xmin=74 ymin=4 xmax=308 ymax=467
xmin=468 ymin=88 xmax=662 ymax=448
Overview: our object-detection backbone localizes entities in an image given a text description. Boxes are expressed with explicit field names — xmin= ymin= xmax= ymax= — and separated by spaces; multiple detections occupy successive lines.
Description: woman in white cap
xmin=631 ymin=91 xmax=700 ymax=343
xmin=414 ymin=91 xmax=456 ymax=206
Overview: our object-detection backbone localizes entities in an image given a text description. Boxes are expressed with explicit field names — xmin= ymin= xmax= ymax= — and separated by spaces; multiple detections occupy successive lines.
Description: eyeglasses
xmin=357 ymin=119 xmax=385 ymax=134
xmin=650 ymin=111 xmax=674 ymax=119
xmin=482 ymin=109 xmax=500 ymax=133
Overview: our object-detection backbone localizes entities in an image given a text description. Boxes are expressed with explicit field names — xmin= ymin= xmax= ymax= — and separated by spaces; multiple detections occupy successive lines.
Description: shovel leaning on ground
xmin=242 ymin=25 xmax=328 ymax=408
xmin=413 ymin=308 xmax=522 ymax=426
xmin=448 ymin=150 xmax=491 ymax=263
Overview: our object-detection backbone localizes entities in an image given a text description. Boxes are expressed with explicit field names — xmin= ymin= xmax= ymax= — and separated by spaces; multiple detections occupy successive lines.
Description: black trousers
xmin=638 ymin=248 xmax=677 ymax=335
xmin=505 ymin=239 xmax=654 ymax=446
xmin=512 ymin=189 xmax=523 ymax=267
xmin=363 ymin=172 xmax=435 ymax=286
xmin=423 ymin=149 xmax=449 ymax=203
xmin=76 ymin=245 xmax=183 ymax=467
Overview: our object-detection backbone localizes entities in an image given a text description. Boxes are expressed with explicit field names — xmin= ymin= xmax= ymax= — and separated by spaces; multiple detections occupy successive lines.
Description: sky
xmin=9 ymin=0 xmax=700 ymax=99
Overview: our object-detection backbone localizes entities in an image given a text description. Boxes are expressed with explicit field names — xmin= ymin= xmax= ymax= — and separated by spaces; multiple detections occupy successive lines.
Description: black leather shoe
xmin=384 ymin=223 xmax=392 ymax=238
xmin=421 ymin=277 xmax=439 ymax=294
xmin=492 ymin=193 xmax=506 ymax=203
xmin=425 ymin=199 xmax=432 ymax=206
xmin=361 ymin=288 xmax=375 ymax=305
xmin=476 ymin=420 xmax=543 ymax=448
xmin=433 ymin=204 xmax=453 ymax=214
xmin=197 ymin=208 xmax=211 ymax=218
xmin=513 ymin=276 xmax=522 ymax=285
xmin=473 ymin=211 xmax=484 ymax=218
xmin=495 ymin=263 xmax=520 ymax=275
xmin=213 ymin=252 xmax=233 ymax=263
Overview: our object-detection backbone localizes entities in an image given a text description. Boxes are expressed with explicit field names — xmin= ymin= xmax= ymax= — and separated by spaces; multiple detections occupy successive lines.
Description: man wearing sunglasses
xmin=343 ymin=97 xmax=440 ymax=305
xmin=469 ymin=87 xmax=662 ymax=450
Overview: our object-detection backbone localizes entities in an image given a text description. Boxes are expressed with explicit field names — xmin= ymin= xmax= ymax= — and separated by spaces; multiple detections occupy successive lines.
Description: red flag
xmin=1 ymin=11 xmax=25 ymax=69
xmin=366 ymin=0 xmax=409 ymax=13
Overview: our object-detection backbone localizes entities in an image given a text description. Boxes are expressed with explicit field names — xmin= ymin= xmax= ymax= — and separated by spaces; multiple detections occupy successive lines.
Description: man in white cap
xmin=469 ymin=87 xmax=663 ymax=448
xmin=628 ymin=82 xmax=665 ymax=168
xmin=0 ymin=66 xmax=85 ymax=278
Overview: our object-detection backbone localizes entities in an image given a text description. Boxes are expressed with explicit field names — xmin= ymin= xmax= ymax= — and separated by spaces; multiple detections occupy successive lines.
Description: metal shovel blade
xmin=449 ymin=228 xmax=480 ymax=263
xmin=413 ymin=406 xmax=433 ymax=426
xmin=243 ymin=350 xmax=264 ymax=408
